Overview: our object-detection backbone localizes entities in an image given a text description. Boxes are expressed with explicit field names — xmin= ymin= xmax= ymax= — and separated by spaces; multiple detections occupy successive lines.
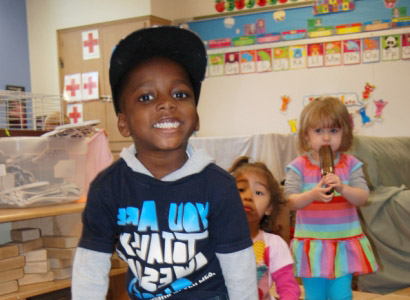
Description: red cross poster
xmin=67 ymin=103 xmax=83 ymax=124
xmin=64 ymin=73 xmax=81 ymax=101
xmin=82 ymin=72 xmax=99 ymax=100
xmin=82 ymin=29 xmax=100 ymax=60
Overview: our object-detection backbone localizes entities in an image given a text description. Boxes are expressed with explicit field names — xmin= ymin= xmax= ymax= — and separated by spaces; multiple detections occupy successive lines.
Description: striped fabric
xmin=287 ymin=154 xmax=378 ymax=278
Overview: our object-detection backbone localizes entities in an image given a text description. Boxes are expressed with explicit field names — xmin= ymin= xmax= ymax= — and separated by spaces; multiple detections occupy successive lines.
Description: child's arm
xmin=323 ymin=172 xmax=368 ymax=206
xmin=71 ymin=247 xmax=112 ymax=299
xmin=272 ymin=264 xmax=301 ymax=300
xmin=216 ymin=246 xmax=258 ymax=300
xmin=287 ymin=176 xmax=333 ymax=210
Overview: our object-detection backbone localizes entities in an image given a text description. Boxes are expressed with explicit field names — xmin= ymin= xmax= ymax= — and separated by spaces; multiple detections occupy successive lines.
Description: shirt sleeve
xmin=272 ymin=264 xmax=301 ymax=300
xmin=216 ymin=247 xmax=258 ymax=300
xmin=350 ymin=166 xmax=369 ymax=194
xmin=284 ymin=168 xmax=303 ymax=198
xmin=71 ymin=247 xmax=112 ymax=299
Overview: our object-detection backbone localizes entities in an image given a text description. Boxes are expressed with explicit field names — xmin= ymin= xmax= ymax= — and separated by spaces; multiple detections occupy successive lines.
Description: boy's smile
xmin=117 ymin=57 xmax=199 ymax=176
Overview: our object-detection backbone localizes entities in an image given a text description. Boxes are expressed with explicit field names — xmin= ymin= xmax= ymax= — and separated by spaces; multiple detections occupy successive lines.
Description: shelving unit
xmin=0 ymin=201 xmax=127 ymax=300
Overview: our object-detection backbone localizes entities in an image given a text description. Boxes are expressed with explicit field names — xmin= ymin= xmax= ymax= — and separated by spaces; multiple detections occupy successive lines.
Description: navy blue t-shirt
xmin=79 ymin=158 xmax=252 ymax=300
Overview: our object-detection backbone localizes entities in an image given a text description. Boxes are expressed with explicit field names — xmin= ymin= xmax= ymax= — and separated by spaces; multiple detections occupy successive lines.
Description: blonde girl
xmin=284 ymin=96 xmax=378 ymax=300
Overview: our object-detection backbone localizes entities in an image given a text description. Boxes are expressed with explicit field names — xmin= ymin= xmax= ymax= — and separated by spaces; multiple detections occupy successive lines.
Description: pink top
xmin=253 ymin=230 xmax=300 ymax=300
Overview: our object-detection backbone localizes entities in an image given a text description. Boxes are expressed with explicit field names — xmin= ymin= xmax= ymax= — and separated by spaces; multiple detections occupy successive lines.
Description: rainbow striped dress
xmin=287 ymin=153 xmax=378 ymax=279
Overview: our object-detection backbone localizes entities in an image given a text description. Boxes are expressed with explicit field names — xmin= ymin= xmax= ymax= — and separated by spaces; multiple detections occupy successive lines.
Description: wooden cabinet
xmin=58 ymin=15 xmax=171 ymax=157
xmin=0 ymin=203 xmax=127 ymax=300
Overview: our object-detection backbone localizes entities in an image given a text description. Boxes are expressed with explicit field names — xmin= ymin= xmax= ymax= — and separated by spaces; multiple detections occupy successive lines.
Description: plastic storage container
xmin=0 ymin=136 xmax=88 ymax=207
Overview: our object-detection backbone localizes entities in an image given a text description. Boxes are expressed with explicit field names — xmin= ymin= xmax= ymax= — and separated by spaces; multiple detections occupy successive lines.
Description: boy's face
xmin=117 ymin=57 xmax=199 ymax=156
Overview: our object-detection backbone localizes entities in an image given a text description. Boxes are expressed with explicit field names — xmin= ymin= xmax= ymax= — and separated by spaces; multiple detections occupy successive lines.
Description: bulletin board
xmin=182 ymin=0 xmax=410 ymax=138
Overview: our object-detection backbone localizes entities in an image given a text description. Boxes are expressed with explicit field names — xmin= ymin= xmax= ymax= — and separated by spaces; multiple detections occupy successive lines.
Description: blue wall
xmin=0 ymin=0 xmax=31 ymax=91
xmin=188 ymin=0 xmax=410 ymax=43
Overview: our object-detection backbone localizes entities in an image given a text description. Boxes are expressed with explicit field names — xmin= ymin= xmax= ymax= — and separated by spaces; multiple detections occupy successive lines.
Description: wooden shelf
xmin=0 ymin=267 xmax=127 ymax=300
xmin=0 ymin=201 xmax=85 ymax=223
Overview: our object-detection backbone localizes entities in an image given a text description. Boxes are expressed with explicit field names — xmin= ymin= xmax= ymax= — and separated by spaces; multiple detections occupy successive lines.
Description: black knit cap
xmin=109 ymin=26 xmax=207 ymax=115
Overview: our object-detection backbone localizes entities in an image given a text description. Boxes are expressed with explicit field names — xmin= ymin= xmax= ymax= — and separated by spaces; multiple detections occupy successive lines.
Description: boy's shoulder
xmin=90 ymin=157 xmax=128 ymax=186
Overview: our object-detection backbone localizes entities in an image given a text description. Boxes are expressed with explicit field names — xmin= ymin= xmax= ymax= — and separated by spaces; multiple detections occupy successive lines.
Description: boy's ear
xmin=117 ymin=113 xmax=131 ymax=138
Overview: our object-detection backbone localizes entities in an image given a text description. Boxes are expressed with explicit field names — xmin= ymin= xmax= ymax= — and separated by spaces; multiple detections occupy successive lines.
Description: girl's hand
xmin=310 ymin=177 xmax=334 ymax=203
xmin=323 ymin=173 xmax=343 ymax=194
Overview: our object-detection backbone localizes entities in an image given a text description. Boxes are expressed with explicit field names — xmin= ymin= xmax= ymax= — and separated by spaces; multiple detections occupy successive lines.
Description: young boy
xmin=72 ymin=26 xmax=258 ymax=300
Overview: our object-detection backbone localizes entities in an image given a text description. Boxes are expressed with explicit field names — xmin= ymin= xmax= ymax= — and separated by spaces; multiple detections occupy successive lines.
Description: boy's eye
xmin=138 ymin=94 xmax=154 ymax=102
xmin=173 ymin=91 xmax=190 ymax=99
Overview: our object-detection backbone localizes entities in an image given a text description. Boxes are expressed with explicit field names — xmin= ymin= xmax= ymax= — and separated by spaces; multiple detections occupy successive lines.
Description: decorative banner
xmin=289 ymin=45 xmax=307 ymax=69
xmin=214 ymin=0 xmax=310 ymax=13
xmin=324 ymin=41 xmax=342 ymax=66
xmin=225 ymin=52 xmax=240 ymax=75
xmin=307 ymin=43 xmax=324 ymax=68
xmin=402 ymin=33 xmax=410 ymax=59
xmin=273 ymin=46 xmax=289 ymax=71
xmin=256 ymin=48 xmax=272 ymax=72
xmin=67 ymin=103 xmax=83 ymax=124
xmin=81 ymin=72 xmax=99 ymax=100
xmin=240 ymin=50 xmax=257 ymax=73
xmin=209 ymin=54 xmax=225 ymax=76
xmin=313 ymin=0 xmax=354 ymax=15
xmin=64 ymin=73 xmax=81 ymax=101
xmin=362 ymin=37 xmax=380 ymax=63
xmin=343 ymin=39 xmax=361 ymax=65
xmin=82 ymin=30 xmax=100 ymax=60
xmin=381 ymin=35 xmax=401 ymax=61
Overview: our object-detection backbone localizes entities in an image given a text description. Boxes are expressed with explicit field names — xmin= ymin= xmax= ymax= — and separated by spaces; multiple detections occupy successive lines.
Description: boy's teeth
xmin=153 ymin=122 xmax=179 ymax=129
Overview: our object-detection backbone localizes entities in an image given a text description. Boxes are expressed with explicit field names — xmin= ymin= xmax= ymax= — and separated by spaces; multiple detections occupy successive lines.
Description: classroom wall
xmin=0 ymin=0 xmax=31 ymax=91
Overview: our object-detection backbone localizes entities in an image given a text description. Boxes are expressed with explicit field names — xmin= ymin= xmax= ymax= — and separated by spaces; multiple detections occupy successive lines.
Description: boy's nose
xmin=157 ymin=96 xmax=176 ymax=110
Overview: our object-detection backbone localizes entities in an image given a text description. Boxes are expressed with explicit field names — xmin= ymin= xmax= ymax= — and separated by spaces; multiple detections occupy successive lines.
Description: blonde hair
xmin=297 ymin=96 xmax=353 ymax=153
xmin=229 ymin=156 xmax=284 ymax=234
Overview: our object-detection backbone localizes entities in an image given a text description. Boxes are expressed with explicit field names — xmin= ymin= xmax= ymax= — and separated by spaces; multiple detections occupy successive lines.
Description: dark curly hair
xmin=229 ymin=156 xmax=284 ymax=235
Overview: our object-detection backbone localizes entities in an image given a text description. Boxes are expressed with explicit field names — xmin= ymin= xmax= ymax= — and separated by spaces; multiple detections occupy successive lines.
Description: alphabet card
xmin=402 ymin=33 xmax=410 ymax=59
xmin=224 ymin=52 xmax=240 ymax=75
xmin=208 ymin=54 xmax=225 ymax=76
xmin=256 ymin=48 xmax=272 ymax=72
xmin=362 ymin=37 xmax=380 ymax=63
xmin=240 ymin=50 xmax=257 ymax=74
xmin=382 ymin=35 xmax=401 ymax=61
xmin=307 ymin=43 xmax=324 ymax=68
xmin=273 ymin=47 xmax=289 ymax=71
xmin=324 ymin=41 xmax=342 ymax=66
xmin=343 ymin=39 xmax=361 ymax=65
xmin=289 ymin=45 xmax=307 ymax=70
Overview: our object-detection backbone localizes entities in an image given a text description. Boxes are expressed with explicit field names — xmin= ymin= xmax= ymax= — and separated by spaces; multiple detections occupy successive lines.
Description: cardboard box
xmin=10 ymin=227 xmax=41 ymax=242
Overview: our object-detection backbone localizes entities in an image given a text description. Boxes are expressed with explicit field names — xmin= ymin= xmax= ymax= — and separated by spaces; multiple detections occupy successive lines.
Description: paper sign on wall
xmin=64 ymin=73 xmax=81 ymax=101
xmin=209 ymin=54 xmax=225 ymax=76
xmin=256 ymin=49 xmax=272 ymax=72
xmin=343 ymin=39 xmax=361 ymax=65
xmin=82 ymin=30 xmax=100 ymax=60
xmin=324 ymin=41 xmax=342 ymax=66
xmin=225 ymin=52 xmax=240 ymax=75
xmin=289 ymin=45 xmax=307 ymax=69
xmin=362 ymin=37 xmax=380 ymax=63
xmin=382 ymin=35 xmax=401 ymax=61
xmin=240 ymin=50 xmax=257 ymax=74
xmin=307 ymin=43 xmax=324 ymax=68
xmin=67 ymin=103 xmax=83 ymax=124
xmin=402 ymin=33 xmax=410 ymax=59
xmin=273 ymin=47 xmax=289 ymax=71
xmin=81 ymin=72 xmax=99 ymax=100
